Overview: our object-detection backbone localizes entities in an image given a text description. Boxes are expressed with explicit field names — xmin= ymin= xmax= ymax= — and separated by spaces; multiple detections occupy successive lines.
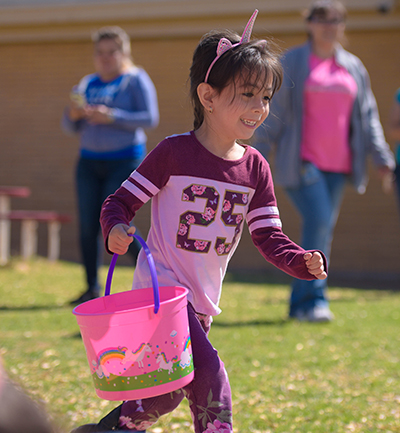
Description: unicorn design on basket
xmin=120 ymin=343 xmax=152 ymax=368
xmin=156 ymin=352 xmax=178 ymax=374
xmin=92 ymin=359 xmax=110 ymax=379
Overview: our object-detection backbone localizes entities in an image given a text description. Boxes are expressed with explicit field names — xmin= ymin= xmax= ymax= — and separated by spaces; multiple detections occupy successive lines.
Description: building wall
xmin=1 ymin=1 xmax=400 ymax=283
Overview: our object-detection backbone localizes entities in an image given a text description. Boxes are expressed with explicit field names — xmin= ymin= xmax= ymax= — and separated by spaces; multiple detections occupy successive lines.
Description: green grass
xmin=1 ymin=258 xmax=399 ymax=433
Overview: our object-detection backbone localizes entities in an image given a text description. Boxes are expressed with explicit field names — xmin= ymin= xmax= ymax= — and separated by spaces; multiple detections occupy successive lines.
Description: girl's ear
xmin=197 ymin=83 xmax=217 ymax=112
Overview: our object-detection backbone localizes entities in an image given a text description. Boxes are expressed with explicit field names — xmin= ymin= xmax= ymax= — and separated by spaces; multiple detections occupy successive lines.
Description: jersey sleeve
xmin=247 ymin=154 xmax=327 ymax=280
xmin=100 ymin=138 xmax=173 ymax=251
xmin=110 ymin=70 xmax=159 ymax=131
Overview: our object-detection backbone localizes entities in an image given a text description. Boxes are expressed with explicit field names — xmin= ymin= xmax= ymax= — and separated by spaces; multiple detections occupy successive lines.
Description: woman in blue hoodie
xmin=62 ymin=26 xmax=159 ymax=304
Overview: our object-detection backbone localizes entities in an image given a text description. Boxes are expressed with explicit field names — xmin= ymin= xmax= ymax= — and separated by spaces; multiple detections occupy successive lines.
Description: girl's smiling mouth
xmin=241 ymin=118 xmax=258 ymax=127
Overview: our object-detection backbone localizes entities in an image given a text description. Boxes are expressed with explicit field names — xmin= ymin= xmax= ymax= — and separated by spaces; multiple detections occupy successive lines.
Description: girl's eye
xmin=263 ymin=96 xmax=271 ymax=103
xmin=243 ymin=92 xmax=254 ymax=98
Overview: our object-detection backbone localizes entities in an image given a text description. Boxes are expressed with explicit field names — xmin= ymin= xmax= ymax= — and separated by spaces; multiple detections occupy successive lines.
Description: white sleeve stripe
xmin=121 ymin=180 xmax=152 ymax=204
xmin=130 ymin=171 xmax=160 ymax=196
xmin=248 ymin=218 xmax=282 ymax=234
xmin=247 ymin=206 xmax=279 ymax=222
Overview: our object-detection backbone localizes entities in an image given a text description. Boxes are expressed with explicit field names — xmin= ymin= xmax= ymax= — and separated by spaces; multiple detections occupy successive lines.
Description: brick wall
xmin=1 ymin=9 xmax=400 ymax=284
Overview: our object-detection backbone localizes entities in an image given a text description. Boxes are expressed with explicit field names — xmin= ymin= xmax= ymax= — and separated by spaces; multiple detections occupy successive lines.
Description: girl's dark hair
xmin=304 ymin=0 xmax=347 ymax=22
xmin=189 ymin=29 xmax=283 ymax=130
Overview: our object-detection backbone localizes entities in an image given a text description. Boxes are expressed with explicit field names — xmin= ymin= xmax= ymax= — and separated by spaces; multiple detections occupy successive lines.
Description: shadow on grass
xmin=226 ymin=270 xmax=400 ymax=291
xmin=0 ymin=304 xmax=71 ymax=311
xmin=225 ymin=271 xmax=291 ymax=286
xmin=213 ymin=318 xmax=287 ymax=327
xmin=67 ymin=332 xmax=82 ymax=339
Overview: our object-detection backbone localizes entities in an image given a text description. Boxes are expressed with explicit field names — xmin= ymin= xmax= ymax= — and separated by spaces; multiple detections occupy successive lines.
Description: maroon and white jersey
xmin=101 ymin=131 xmax=319 ymax=315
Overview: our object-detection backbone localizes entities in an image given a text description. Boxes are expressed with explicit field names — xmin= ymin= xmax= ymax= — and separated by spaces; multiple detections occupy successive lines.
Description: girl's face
xmin=93 ymin=38 xmax=126 ymax=81
xmin=210 ymin=74 xmax=273 ymax=145
xmin=307 ymin=9 xmax=345 ymax=46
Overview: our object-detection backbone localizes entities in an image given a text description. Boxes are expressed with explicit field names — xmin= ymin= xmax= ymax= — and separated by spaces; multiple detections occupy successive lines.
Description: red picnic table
xmin=0 ymin=186 xmax=72 ymax=263
xmin=0 ymin=186 xmax=31 ymax=265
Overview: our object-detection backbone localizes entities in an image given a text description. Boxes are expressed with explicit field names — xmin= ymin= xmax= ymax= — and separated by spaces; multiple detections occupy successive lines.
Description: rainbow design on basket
xmin=92 ymin=348 xmax=126 ymax=379
xmin=179 ymin=336 xmax=192 ymax=369
xmin=100 ymin=348 xmax=126 ymax=364
xmin=183 ymin=335 xmax=191 ymax=351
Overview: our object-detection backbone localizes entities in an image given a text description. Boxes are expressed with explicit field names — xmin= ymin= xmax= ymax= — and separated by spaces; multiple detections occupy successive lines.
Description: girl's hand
xmin=304 ymin=252 xmax=327 ymax=280
xmin=108 ymin=224 xmax=136 ymax=255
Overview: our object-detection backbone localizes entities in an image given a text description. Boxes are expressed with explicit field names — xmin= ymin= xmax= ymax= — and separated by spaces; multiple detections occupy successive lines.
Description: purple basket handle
xmin=104 ymin=234 xmax=160 ymax=314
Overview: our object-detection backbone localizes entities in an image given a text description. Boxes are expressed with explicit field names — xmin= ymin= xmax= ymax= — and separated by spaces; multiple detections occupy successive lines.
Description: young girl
xmin=72 ymin=10 xmax=326 ymax=433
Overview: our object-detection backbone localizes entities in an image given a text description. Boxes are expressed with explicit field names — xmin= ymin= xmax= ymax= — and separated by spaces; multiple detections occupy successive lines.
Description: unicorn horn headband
xmin=204 ymin=9 xmax=259 ymax=83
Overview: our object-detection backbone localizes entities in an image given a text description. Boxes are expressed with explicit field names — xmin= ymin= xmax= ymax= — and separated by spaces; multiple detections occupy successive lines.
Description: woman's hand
xmin=67 ymin=101 xmax=87 ymax=121
xmin=378 ymin=166 xmax=395 ymax=194
xmin=85 ymin=105 xmax=114 ymax=125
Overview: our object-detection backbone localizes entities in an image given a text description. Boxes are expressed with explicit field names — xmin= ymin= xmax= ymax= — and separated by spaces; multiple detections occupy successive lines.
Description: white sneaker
xmin=306 ymin=306 xmax=334 ymax=322
xmin=291 ymin=306 xmax=334 ymax=322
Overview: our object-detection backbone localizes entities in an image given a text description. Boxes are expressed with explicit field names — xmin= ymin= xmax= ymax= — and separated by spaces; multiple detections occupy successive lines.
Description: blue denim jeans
xmin=76 ymin=157 xmax=143 ymax=292
xmin=285 ymin=162 xmax=347 ymax=316
xmin=395 ymin=164 xmax=400 ymax=215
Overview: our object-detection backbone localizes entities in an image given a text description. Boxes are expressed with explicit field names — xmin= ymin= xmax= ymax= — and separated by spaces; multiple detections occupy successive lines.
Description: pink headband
xmin=204 ymin=9 xmax=259 ymax=83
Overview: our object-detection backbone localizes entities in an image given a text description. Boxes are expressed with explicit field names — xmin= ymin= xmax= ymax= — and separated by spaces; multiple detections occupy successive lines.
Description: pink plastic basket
xmin=73 ymin=235 xmax=194 ymax=401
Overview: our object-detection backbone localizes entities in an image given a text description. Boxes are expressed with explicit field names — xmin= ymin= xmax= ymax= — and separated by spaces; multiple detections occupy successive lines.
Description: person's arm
xmin=387 ymin=90 xmax=400 ymax=142
xmin=101 ymin=138 xmax=172 ymax=253
xmin=101 ymin=185 xmax=143 ymax=254
xmin=358 ymin=61 xmax=395 ymax=171
xmin=247 ymin=154 xmax=327 ymax=280
xmin=61 ymin=77 xmax=91 ymax=134
xmin=61 ymin=104 xmax=86 ymax=134
xmin=88 ymin=69 xmax=159 ymax=132
xmin=251 ymin=226 xmax=327 ymax=280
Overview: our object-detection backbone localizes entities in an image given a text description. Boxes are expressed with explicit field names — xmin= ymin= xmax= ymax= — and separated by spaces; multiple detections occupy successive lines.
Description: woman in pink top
xmin=254 ymin=0 xmax=395 ymax=322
